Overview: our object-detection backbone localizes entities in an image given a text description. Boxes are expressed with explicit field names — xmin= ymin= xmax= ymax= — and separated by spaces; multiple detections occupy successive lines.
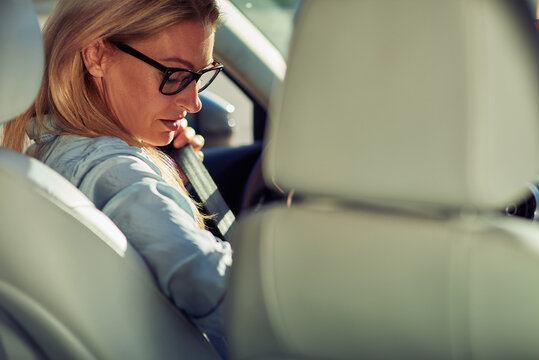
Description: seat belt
xmin=163 ymin=145 xmax=236 ymax=241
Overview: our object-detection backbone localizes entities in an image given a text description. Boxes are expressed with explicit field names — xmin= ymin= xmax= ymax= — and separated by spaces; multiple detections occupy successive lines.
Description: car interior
xmin=1 ymin=0 xmax=539 ymax=359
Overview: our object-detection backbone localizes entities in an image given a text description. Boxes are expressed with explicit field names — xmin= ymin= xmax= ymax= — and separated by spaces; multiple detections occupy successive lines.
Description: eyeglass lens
xmin=161 ymin=68 xmax=220 ymax=95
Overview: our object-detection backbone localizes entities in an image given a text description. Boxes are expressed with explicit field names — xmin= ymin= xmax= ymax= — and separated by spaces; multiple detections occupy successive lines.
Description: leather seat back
xmin=227 ymin=1 xmax=539 ymax=359
xmin=0 ymin=1 xmax=219 ymax=358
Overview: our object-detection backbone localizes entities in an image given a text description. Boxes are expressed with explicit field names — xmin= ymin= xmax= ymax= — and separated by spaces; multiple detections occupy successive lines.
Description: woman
xmin=3 ymin=0 xmax=232 ymax=352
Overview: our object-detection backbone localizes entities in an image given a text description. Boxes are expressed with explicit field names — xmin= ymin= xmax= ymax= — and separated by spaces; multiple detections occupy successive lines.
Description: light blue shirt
xmin=27 ymin=117 xmax=232 ymax=339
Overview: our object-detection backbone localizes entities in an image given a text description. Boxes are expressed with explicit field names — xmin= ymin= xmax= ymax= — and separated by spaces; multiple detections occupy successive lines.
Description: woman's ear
xmin=82 ymin=39 xmax=110 ymax=78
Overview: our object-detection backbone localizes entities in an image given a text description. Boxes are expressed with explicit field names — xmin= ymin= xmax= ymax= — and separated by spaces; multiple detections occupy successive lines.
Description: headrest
xmin=0 ymin=0 xmax=44 ymax=124
xmin=264 ymin=0 xmax=539 ymax=209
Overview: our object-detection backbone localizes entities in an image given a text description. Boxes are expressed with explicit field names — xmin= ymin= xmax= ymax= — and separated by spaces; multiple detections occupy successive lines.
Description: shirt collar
xmin=27 ymin=114 xmax=60 ymax=143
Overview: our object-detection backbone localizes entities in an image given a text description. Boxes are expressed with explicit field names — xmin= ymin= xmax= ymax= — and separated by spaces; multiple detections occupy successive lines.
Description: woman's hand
xmin=172 ymin=119 xmax=205 ymax=161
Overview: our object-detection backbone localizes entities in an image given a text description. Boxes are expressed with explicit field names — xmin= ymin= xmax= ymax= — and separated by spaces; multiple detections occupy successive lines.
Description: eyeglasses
xmin=111 ymin=41 xmax=223 ymax=95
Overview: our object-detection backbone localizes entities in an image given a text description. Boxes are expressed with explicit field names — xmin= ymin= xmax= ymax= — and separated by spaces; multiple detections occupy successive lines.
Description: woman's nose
xmin=175 ymin=81 xmax=202 ymax=113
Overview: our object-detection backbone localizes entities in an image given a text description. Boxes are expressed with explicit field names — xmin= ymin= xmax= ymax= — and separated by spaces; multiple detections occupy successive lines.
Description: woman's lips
xmin=159 ymin=119 xmax=180 ymax=131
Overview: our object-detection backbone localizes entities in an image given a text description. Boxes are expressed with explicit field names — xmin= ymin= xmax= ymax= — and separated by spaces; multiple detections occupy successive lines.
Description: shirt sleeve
xmin=77 ymin=153 xmax=232 ymax=337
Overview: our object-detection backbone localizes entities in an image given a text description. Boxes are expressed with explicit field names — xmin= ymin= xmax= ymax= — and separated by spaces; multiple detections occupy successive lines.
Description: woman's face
xmin=100 ymin=21 xmax=215 ymax=146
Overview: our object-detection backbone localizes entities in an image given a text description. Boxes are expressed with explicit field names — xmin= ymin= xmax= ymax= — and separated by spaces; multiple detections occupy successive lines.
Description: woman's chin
xmin=141 ymin=133 xmax=174 ymax=147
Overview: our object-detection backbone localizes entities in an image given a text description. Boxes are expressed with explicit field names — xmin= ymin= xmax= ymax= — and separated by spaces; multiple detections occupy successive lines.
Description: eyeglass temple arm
xmin=111 ymin=41 xmax=168 ymax=73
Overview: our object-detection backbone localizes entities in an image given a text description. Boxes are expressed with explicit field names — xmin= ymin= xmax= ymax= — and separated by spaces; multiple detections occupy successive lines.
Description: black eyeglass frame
xmin=111 ymin=41 xmax=223 ymax=95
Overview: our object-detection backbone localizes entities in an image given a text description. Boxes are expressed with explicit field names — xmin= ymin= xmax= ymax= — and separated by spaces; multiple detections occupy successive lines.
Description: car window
xmin=209 ymin=73 xmax=254 ymax=146
xmin=228 ymin=0 xmax=301 ymax=59
xmin=207 ymin=0 xmax=302 ymax=147
xmin=204 ymin=0 xmax=301 ymax=147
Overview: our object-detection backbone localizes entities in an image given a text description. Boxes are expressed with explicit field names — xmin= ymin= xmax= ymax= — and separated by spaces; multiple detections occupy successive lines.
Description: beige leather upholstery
xmin=227 ymin=1 xmax=539 ymax=359
xmin=0 ymin=1 xmax=219 ymax=358
xmin=265 ymin=0 xmax=539 ymax=209
xmin=0 ymin=0 xmax=44 ymax=124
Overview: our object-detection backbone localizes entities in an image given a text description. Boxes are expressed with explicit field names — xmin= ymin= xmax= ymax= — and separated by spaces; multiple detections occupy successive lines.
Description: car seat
xmin=0 ymin=1 xmax=220 ymax=358
xmin=226 ymin=0 xmax=539 ymax=359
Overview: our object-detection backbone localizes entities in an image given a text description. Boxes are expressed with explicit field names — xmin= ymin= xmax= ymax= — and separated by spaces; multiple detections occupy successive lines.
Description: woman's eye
xmin=166 ymin=72 xmax=190 ymax=85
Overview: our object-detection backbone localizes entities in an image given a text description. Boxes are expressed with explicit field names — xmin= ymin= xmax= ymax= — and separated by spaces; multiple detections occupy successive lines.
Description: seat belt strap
xmin=165 ymin=145 xmax=235 ymax=241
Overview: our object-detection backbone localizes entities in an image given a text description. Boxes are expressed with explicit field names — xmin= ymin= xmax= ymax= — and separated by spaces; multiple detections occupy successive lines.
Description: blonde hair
xmin=3 ymin=0 xmax=220 ymax=228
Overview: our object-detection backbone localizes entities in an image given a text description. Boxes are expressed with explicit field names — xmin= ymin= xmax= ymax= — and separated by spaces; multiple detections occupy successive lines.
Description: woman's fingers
xmin=172 ymin=119 xmax=196 ymax=148
xmin=191 ymin=134 xmax=205 ymax=152
xmin=172 ymin=119 xmax=205 ymax=162
xmin=172 ymin=119 xmax=189 ymax=148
